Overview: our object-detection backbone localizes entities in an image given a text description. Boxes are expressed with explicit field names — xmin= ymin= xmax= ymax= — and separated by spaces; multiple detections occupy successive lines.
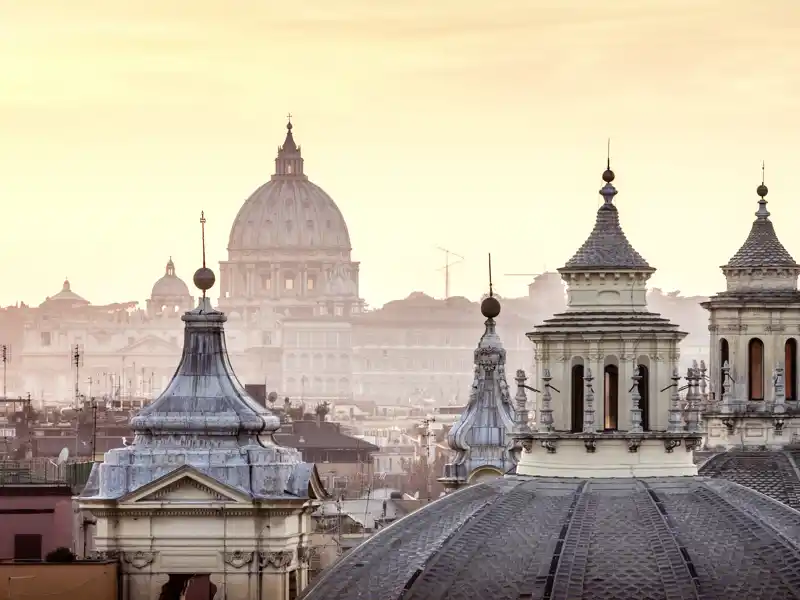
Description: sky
xmin=2 ymin=1 xmax=800 ymax=309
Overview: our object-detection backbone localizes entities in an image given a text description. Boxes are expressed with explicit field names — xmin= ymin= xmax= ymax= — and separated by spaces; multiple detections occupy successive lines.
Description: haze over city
xmin=3 ymin=0 xmax=800 ymax=308
xmin=4 ymin=4 xmax=800 ymax=600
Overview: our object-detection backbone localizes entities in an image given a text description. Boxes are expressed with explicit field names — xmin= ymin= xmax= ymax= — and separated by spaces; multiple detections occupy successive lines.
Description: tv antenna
xmin=436 ymin=247 xmax=464 ymax=300
xmin=0 ymin=344 xmax=10 ymax=398
xmin=70 ymin=344 xmax=84 ymax=408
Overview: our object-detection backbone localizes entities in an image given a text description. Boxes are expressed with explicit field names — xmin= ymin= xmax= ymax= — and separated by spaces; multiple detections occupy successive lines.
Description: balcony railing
xmin=0 ymin=458 xmax=95 ymax=490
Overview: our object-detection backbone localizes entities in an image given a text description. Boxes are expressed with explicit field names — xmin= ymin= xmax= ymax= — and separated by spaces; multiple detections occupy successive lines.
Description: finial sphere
xmin=193 ymin=267 xmax=216 ymax=292
xmin=757 ymin=183 xmax=768 ymax=198
xmin=481 ymin=295 xmax=501 ymax=319
xmin=602 ymin=168 xmax=615 ymax=183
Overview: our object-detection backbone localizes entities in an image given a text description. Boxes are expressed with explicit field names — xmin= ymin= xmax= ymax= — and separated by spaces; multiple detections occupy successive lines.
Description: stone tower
xmin=528 ymin=163 xmax=686 ymax=434
xmin=702 ymin=173 xmax=800 ymax=447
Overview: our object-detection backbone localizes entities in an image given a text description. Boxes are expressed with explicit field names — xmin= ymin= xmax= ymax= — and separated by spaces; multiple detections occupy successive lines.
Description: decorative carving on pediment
xmin=260 ymin=550 xmax=293 ymax=570
xmin=89 ymin=550 xmax=120 ymax=561
xmin=521 ymin=439 xmax=533 ymax=453
xmin=123 ymin=551 xmax=157 ymax=569
xmin=554 ymin=355 xmax=568 ymax=362
xmin=620 ymin=355 xmax=637 ymax=363
xmin=143 ymin=477 xmax=228 ymax=502
xmin=708 ymin=324 xmax=719 ymax=333
xmin=649 ymin=354 xmax=665 ymax=362
xmin=224 ymin=551 xmax=255 ymax=569
xmin=663 ymin=439 xmax=682 ymax=453
xmin=765 ymin=324 xmax=786 ymax=333
xmin=721 ymin=324 xmax=747 ymax=333
xmin=588 ymin=353 xmax=604 ymax=362
xmin=627 ymin=439 xmax=641 ymax=453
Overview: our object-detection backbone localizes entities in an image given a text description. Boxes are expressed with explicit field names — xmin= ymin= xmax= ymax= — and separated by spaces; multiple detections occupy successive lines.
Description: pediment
xmin=117 ymin=335 xmax=181 ymax=356
xmin=120 ymin=466 xmax=251 ymax=505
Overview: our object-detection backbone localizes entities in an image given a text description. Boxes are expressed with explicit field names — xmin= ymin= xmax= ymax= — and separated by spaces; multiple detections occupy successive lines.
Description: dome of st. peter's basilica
xmin=227 ymin=119 xmax=352 ymax=255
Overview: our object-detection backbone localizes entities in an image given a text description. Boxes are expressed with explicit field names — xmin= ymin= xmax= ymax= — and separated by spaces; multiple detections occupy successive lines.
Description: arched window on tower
xmin=719 ymin=338 xmax=729 ymax=400
xmin=570 ymin=363 xmax=584 ymax=433
xmin=637 ymin=364 xmax=650 ymax=431
xmin=786 ymin=338 xmax=798 ymax=401
xmin=603 ymin=364 xmax=619 ymax=430
xmin=748 ymin=338 xmax=765 ymax=401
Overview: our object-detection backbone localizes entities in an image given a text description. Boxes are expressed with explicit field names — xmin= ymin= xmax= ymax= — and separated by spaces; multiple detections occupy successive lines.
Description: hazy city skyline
xmin=3 ymin=1 xmax=800 ymax=308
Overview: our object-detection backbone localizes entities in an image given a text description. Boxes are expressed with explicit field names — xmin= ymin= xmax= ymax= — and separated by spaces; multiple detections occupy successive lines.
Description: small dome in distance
xmin=151 ymin=258 xmax=191 ymax=298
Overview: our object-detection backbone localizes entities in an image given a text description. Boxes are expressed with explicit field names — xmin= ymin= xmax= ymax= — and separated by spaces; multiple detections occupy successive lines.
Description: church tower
xmin=79 ymin=220 xmax=326 ymax=600
xmin=528 ymin=162 xmax=687 ymax=434
xmin=702 ymin=172 xmax=800 ymax=447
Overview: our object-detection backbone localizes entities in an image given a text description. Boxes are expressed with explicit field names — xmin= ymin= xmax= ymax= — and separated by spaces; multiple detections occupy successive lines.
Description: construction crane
xmin=436 ymin=247 xmax=464 ymax=300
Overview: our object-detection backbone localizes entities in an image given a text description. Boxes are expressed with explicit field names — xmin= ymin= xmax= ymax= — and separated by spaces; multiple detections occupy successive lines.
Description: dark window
xmin=748 ymin=338 xmax=765 ymax=400
xmin=787 ymin=339 xmax=798 ymax=401
xmin=14 ymin=534 xmax=42 ymax=560
xmin=719 ymin=338 xmax=729 ymax=398
xmin=289 ymin=570 xmax=299 ymax=600
xmin=637 ymin=364 xmax=650 ymax=431
xmin=571 ymin=364 xmax=585 ymax=433
xmin=603 ymin=364 xmax=619 ymax=430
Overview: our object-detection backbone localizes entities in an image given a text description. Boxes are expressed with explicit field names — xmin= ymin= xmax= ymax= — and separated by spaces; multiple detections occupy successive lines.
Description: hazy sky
xmin=2 ymin=1 xmax=800 ymax=309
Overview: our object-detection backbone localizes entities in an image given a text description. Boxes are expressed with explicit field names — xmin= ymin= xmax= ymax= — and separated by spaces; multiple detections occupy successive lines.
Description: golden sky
xmin=2 ymin=0 xmax=800 ymax=308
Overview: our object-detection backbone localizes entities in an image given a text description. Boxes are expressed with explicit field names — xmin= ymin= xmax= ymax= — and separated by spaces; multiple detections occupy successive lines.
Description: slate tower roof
xmin=722 ymin=179 xmax=798 ymax=271
xmin=561 ymin=165 xmax=652 ymax=272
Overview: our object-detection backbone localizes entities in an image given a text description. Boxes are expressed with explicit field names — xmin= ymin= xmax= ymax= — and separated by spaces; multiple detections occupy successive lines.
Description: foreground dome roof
xmin=151 ymin=258 xmax=190 ymax=298
xmin=227 ymin=119 xmax=351 ymax=253
xmin=301 ymin=475 xmax=800 ymax=600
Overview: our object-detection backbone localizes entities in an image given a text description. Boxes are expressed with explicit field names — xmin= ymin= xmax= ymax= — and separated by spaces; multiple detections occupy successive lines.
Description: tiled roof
xmin=723 ymin=218 xmax=797 ymax=269
xmin=299 ymin=476 xmax=800 ymax=600
xmin=698 ymin=450 xmax=800 ymax=510
xmin=561 ymin=179 xmax=651 ymax=272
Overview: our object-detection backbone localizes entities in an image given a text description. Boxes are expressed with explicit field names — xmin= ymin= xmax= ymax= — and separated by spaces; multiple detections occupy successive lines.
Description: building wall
xmin=0 ymin=487 xmax=74 ymax=559
xmin=0 ymin=561 xmax=118 ymax=600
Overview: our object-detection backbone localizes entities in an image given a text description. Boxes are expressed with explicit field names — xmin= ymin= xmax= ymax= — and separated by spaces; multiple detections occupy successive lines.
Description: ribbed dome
xmin=301 ymin=476 xmax=800 ymax=600
xmin=151 ymin=258 xmax=190 ymax=298
xmin=227 ymin=121 xmax=351 ymax=253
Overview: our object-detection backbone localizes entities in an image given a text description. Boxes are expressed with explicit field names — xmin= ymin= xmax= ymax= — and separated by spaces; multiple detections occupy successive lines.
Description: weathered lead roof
xmin=442 ymin=312 xmax=518 ymax=485
xmin=698 ymin=450 xmax=800 ymax=511
xmin=82 ymin=296 xmax=315 ymax=501
xmin=561 ymin=174 xmax=651 ymax=272
xmin=723 ymin=196 xmax=797 ymax=270
xmin=300 ymin=475 xmax=800 ymax=600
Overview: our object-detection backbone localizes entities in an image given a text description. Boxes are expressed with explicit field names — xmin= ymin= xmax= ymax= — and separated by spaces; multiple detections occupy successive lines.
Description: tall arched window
xmin=637 ymin=364 xmax=650 ymax=431
xmin=571 ymin=364 xmax=585 ymax=433
xmin=719 ymin=338 xmax=730 ymax=400
xmin=786 ymin=338 xmax=798 ymax=401
xmin=748 ymin=338 xmax=765 ymax=401
xmin=604 ymin=364 xmax=619 ymax=430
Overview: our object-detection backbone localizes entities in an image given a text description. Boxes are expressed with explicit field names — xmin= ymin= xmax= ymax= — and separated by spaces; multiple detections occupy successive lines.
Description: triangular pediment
xmin=117 ymin=334 xmax=181 ymax=356
xmin=120 ymin=465 xmax=251 ymax=505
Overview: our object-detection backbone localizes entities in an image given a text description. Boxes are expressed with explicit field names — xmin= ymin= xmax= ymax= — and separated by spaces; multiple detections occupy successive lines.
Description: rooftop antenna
xmin=607 ymin=137 xmax=611 ymax=171
xmin=762 ymin=160 xmax=765 ymax=186
xmin=0 ymin=344 xmax=10 ymax=399
xmin=436 ymin=247 xmax=464 ymax=300
xmin=71 ymin=344 xmax=83 ymax=409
